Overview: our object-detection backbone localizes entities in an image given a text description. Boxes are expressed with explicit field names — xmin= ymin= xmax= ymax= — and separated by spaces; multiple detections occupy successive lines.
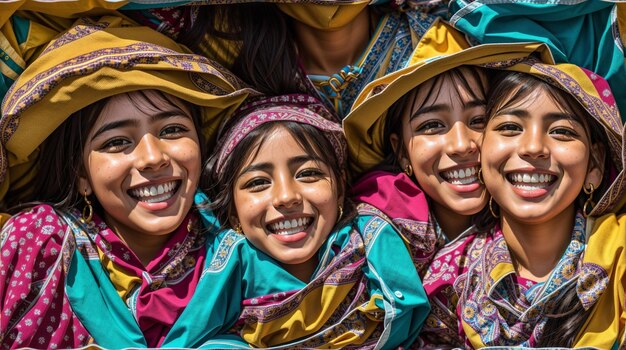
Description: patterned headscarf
xmin=214 ymin=94 xmax=346 ymax=174
xmin=0 ymin=16 xmax=256 ymax=202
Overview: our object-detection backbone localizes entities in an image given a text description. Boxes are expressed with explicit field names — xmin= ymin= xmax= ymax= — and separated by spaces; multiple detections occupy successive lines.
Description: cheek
xmin=480 ymin=135 xmax=511 ymax=168
xmin=406 ymin=136 xmax=441 ymax=169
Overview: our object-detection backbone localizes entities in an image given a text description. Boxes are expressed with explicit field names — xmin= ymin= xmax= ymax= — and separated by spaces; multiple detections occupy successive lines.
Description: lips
xmin=440 ymin=166 xmax=479 ymax=185
xmin=267 ymin=217 xmax=313 ymax=236
xmin=128 ymin=180 xmax=181 ymax=203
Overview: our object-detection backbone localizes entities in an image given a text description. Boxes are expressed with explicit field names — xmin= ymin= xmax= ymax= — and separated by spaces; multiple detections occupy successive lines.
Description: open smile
xmin=267 ymin=217 xmax=313 ymax=236
xmin=128 ymin=180 xmax=182 ymax=203
xmin=506 ymin=171 xmax=557 ymax=198
xmin=439 ymin=165 xmax=480 ymax=192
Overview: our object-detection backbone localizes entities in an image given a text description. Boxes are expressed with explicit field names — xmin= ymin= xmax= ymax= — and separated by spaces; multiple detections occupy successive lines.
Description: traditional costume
xmin=344 ymin=18 xmax=626 ymax=348
xmin=0 ymin=17 xmax=252 ymax=348
xmin=190 ymin=94 xmax=431 ymax=349
xmin=121 ymin=0 xmax=449 ymax=119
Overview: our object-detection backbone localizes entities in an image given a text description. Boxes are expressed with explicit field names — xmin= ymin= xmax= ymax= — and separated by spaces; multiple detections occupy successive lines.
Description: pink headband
xmin=215 ymin=94 xmax=346 ymax=173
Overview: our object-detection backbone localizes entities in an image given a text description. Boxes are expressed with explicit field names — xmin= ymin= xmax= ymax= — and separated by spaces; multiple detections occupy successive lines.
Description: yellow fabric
xmin=573 ymin=214 xmax=626 ymax=348
xmin=618 ymin=3 xmax=626 ymax=49
xmin=343 ymin=18 xmax=554 ymax=176
xmin=0 ymin=0 xmax=129 ymax=27
xmin=97 ymin=246 xmax=142 ymax=300
xmin=277 ymin=1 xmax=369 ymax=30
xmin=0 ymin=16 xmax=255 ymax=202
xmin=241 ymin=283 xmax=382 ymax=348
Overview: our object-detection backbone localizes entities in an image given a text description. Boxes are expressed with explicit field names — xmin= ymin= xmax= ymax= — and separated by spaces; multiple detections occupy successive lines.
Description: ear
xmin=78 ymin=177 xmax=93 ymax=196
xmin=228 ymin=214 xmax=240 ymax=229
xmin=389 ymin=133 xmax=408 ymax=167
xmin=585 ymin=142 xmax=606 ymax=190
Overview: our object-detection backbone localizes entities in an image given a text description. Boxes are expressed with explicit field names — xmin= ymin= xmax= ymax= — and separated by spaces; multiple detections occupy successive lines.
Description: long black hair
xmin=182 ymin=4 xmax=302 ymax=96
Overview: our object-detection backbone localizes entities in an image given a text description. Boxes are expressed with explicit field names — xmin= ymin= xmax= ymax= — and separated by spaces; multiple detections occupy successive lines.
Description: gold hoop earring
xmin=583 ymin=183 xmax=596 ymax=218
xmin=81 ymin=190 xmax=93 ymax=224
xmin=234 ymin=222 xmax=243 ymax=235
xmin=489 ymin=197 xmax=499 ymax=219
xmin=338 ymin=205 xmax=343 ymax=222
xmin=404 ymin=164 xmax=413 ymax=177
xmin=478 ymin=168 xmax=484 ymax=185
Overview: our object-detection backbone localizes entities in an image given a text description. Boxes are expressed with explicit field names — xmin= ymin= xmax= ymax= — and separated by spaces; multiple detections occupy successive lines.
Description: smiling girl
xmin=420 ymin=60 xmax=625 ymax=348
xmin=0 ymin=18 xmax=251 ymax=348
xmin=344 ymin=20 xmax=548 ymax=276
xmin=192 ymin=94 xmax=429 ymax=348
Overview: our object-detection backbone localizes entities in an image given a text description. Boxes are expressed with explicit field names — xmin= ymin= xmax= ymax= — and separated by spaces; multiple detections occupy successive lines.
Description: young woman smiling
xmin=191 ymin=94 xmax=430 ymax=348
xmin=420 ymin=61 xmax=626 ymax=348
xmin=0 ymin=17 xmax=251 ymax=348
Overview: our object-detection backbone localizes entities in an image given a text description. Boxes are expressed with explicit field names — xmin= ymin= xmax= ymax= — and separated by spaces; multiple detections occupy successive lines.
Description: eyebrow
xmin=495 ymin=109 xmax=577 ymax=122
xmin=239 ymin=155 xmax=322 ymax=176
xmin=90 ymin=110 xmax=191 ymax=141
xmin=409 ymin=99 xmax=486 ymax=121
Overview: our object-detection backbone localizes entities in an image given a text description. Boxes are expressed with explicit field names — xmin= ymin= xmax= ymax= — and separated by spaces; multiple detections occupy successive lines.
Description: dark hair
xmin=380 ymin=65 xmax=489 ymax=173
xmin=202 ymin=121 xmax=355 ymax=231
xmin=477 ymin=71 xmax=610 ymax=347
xmin=6 ymin=90 xmax=205 ymax=213
xmin=182 ymin=4 xmax=302 ymax=96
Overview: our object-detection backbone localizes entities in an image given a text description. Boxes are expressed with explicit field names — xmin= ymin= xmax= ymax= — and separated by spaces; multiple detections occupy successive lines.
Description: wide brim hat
xmin=0 ymin=15 xmax=256 ymax=202
xmin=344 ymin=18 xmax=624 ymax=216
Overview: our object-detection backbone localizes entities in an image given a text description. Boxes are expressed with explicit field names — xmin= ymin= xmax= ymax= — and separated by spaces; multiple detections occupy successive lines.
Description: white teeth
xmin=508 ymin=173 xmax=554 ymax=188
xmin=130 ymin=181 xmax=179 ymax=203
xmin=268 ymin=217 xmax=312 ymax=236
xmin=442 ymin=166 xmax=480 ymax=185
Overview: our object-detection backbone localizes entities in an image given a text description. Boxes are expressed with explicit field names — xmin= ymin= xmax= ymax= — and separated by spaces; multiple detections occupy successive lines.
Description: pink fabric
xmin=352 ymin=170 xmax=430 ymax=223
xmin=215 ymin=94 xmax=345 ymax=173
xmin=92 ymin=213 xmax=206 ymax=347
xmin=0 ymin=204 xmax=205 ymax=348
xmin=351 ymin=170 xmax=443 ymax=276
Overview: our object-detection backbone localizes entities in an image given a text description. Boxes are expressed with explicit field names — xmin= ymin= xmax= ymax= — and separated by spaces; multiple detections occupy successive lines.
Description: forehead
xmin=407 ymin=68 xmax=487 ymax=111
xmin=244 ymin=126 xmax=309 ymax=165
xmin=95 ymin=90 xmax=189 ymax=124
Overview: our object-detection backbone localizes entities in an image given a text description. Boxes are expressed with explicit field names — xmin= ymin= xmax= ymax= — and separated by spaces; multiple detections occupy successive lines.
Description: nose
xmin=272 ymin=176 xmax=302 ymax=209
xmin=445 ymin=122 xmax=479 ymax=157
xmin=518 ymin=126 xmax=549 ymax=159
xmin=134 ymin=134 xmax=170 ymax=171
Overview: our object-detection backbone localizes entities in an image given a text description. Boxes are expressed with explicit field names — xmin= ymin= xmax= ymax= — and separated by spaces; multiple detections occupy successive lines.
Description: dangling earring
xmin=583 ymin=183 xmax=596 ymax=218
xmin=81 ymin=190 xmax=93 ymax=224
xmin=477 ymin=168 xmax=484 ymax=185
xmin=404 ymin=164 xmax=413 ymax=177
xmin=489 ymin=197 xmax=499 ymax=219
xmin=234 ymin=222 xmax=243 ymax=235
xmin=337 ymin=205 xmax=344 ymax=222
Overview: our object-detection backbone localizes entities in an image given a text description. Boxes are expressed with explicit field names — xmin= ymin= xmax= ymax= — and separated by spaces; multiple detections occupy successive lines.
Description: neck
xmin=500 ymin=207 xmax=575 ymax=282
xmin=284 ymin=256 xmax=319 ymax=283
xmin=433 ymin=203 xmax=472 ymax=241
xmin=293 ymin=8 xmax=371 ymax=75
xmin=107 ymin=220 xmax=172 ymax=267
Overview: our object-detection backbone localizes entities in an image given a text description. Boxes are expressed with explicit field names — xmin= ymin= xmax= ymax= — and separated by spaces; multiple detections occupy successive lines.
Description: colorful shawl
xmin=0 ymin=204 xmax=207 ymax=348
xmin=447 ymin=0 xmax=626 ymax=121
xmin=190 ymin=193 xmax=430 ymax=349
xmin=121 ymin=0 xmax=449 ymax=119
xmin=0 ymin=16 xmax=254 ymax=204
xmin=351 ymin=170 xmax=444 ymax=278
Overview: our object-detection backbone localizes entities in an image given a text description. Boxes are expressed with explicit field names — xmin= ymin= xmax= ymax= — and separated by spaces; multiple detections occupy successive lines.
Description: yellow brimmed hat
xmin=343 ymin=18 xmax=554 ymax=176
xmin=344 ymin=18 xmax=624 ymax=215
xmin=0 ymin=16 xmax=256 ymax=202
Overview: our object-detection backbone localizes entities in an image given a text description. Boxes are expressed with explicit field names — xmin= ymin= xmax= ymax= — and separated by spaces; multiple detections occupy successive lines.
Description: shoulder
xmin=1 ymin=204 xmax=68 ymax=243
xmin=352 ymin=170 xmax=430 ymax=223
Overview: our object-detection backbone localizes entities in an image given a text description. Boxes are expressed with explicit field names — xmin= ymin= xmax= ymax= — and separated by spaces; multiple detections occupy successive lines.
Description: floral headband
xmin=214 ymin=94 xmax=346 ymax=174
